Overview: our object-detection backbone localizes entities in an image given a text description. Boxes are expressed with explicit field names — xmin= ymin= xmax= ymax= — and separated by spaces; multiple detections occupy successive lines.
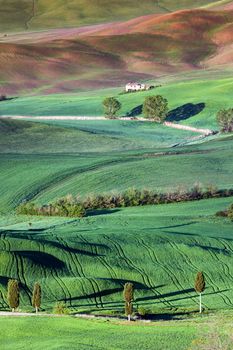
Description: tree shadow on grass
xmin=0 ymin=96 xmax=17 ymax=103
xmin=126 ymin=104 xmax=143 ymax=117
xmin=86 ymin=209 xmax=121 ymax=217
xmin=12 ymin=250 xmax=66 ymax=269
xmin=125 ymin=102 xmax=205 ymax=120
xmin=136 ymin=288 xmax=195 ymax=303
xmin=142 ymin=310 xmax=200 ymax=321
xmin=60 ymin=281 xmax=163 ymax=308
xmin=136 ymin=288 xmax=229 ymax=306
xmin=167 ymin=103 xmax=205 ymax=122
xmin=162 ymin=230 xmax=197 ymax=236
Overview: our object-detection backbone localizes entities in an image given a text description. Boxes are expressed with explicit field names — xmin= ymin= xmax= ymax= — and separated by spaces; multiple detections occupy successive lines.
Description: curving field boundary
xmin=2 ymin=115 xmax=214 ymax=136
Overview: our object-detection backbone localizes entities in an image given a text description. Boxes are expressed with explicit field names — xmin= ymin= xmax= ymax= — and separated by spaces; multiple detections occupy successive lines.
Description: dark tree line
xmin=17 ymin=186 xmax=233 ymax=218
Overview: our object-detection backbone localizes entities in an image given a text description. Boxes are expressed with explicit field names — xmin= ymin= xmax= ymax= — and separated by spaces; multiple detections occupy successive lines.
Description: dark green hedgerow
xmin=216 ymin=203 xmax=233 ymax=221
xmin=16 ymin=184 xmax=233 ymax=218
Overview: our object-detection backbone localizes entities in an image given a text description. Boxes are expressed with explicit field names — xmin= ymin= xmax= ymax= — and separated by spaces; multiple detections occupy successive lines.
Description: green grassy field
xmin=1 ymin=75 xmax=233 ymax=129
xmin=1 ymin=84 xmax=233 ymax=312
xmin=1 ymin=2 xmax=233 ymax=348
xmin=1 ymin=311 xmax=232 ymax=350
xmin=0 ymin=69 xmax=233 ymax=349
xmin=1 ymin=115 xmax=233 ymax=212
xmin=1 ymin=197 xmax=233 ymax=312
xmin=0 ymin=316 xmax=197 ymax=350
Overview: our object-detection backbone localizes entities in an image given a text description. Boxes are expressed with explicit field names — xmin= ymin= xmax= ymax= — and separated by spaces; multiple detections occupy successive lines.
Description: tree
xmin=195 ymin=272 xmax=206 ymax=313
xmin=7 ymin=279 xmax=20 ymax=312
xmin=32 ymin=282 xmax=41 ymax=314
xmin=143 ymin=95 xmax=168 ymax=122
xmin=103 ymin=97 xmax=121 ymax=119
xmin=216 ymin=108 xmax=233 ymax=133
xmin=123 ymin=282 xmax=134 ymax=321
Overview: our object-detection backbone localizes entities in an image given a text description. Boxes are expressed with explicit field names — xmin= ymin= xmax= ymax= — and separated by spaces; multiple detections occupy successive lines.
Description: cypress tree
xmin=32 ymin=282 xmax=41 ymax=314
xmin=123 ymin=282 xmax=134 ymax=321
xmin=7 ymin=279 xmax=20 ymax=312
xmin=195 ymin=272 xmax=206 ymax=313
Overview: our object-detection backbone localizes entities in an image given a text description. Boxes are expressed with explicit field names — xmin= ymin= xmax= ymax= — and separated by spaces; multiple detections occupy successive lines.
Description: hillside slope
xmin=1 ymin=198 xmax=233 ymax=311
xmin=1 ymin=0 xmax=232 ymax=32
xmin=0 ymin=9 xmax=233 ymax=94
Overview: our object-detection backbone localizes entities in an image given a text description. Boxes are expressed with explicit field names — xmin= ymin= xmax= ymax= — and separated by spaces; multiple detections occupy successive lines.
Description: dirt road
xmin=2 ymin=115 xmax=214 ymax=135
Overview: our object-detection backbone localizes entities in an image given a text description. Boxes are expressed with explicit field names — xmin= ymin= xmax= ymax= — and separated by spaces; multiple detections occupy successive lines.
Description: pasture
xmin=1 ymin=75 xmax=233 ymax=129
xmin=0 ymin=71 xmax=233 ymax=330
xmin=0 ymin=315 xmax=197 ymax=350
xmin=1 ymin=197 xmax=233 ymax=312
xmin=1 ymin=2 xmax=233 ymax=349
xmin=0 ymin=118 xmax=232 ymax=212
xmin=1 ymin=311 xmax=233 ymax=350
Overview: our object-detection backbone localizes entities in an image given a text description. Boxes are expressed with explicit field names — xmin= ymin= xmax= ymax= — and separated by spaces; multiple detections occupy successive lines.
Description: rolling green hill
xmin=1 ymin=113 xmax=232 ymax=314
xmin=1 ymin=2 xmax=233 ymax=347
xmin=1 ymin=115 xmax=233 ymax=214
xmin=1 ymin=74 xmax=233 ymax=129
xmin=1 ymin=197 xmax=233 ymax=312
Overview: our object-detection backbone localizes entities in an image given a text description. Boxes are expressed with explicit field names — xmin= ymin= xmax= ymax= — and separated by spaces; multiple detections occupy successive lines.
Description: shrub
xmin=53 ymin=302 xmax=70 ymax=315
xmin=16 ymin=202 xmax=37 ymax=215
xmin=227 ymin=204 xmax=233 ymax=221
xmin=217 ymin=108 xmax=233 ymax=133
xmin=216 ymin=203 xmax=233 ymax=221
xmin=137 ymin=306 xmax=151 ymax=317
xmin=0 ymin=94 xmax=7 ymax=101
xmin=215 ymin=210 xmax=228 ymax=217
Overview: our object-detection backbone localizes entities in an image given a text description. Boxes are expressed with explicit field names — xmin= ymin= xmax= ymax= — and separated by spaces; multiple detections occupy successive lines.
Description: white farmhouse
xmin=125 ymin=82 xmax=152 ymax=92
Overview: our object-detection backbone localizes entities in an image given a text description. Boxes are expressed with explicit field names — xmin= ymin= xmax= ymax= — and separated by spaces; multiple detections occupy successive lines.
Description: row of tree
xmin=124 ymin=272 xmax=206 ymax=320
xmin=17 ymin=186 xmax=233 ymax=218
xmin=7 ymin=280 xmax=41 ymax=313
xmin=103 ymin=95 xmax=168 ymax=122
xmin=6 ymin=272 xmax=206 ymax=319
xmin=103 ymin=95 xmax=233 ymax=133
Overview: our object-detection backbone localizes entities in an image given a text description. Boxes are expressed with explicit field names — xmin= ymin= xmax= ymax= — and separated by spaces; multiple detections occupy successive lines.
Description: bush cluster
xmin=17 ymin=196 xmax=86 ymax=218
xmin=216 ymin=108 xmax=233 ymax=133
xmin=16 ymin=185 xmax=233 ymax=218
xmin=0 ymin=94 xmax=7 ymax=101
xmin=216 ymin=204 xmax=233 ymax=221
xmin=53 ymin=302 xmax=70 ymax=315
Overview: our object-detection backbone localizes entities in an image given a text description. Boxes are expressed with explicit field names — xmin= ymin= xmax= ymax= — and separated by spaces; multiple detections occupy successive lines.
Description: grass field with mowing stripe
xmin=0 ymin=316 xmax=198 ymax=350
